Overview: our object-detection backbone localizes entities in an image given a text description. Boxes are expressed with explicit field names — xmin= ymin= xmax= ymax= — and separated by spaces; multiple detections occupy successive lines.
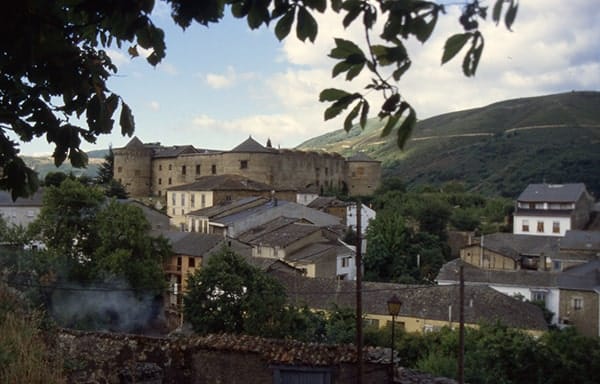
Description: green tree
xmin=1 ymin=0 xmax=517 ymax=198
xmin=364 ymin=211 xmax=410 ymax=281
xmin=93 ymin=200 xmax=169 ymax=292
xmin=32 ymin=178 xmax=105 ymax=281
xmin=184 ymin=247 xmax=290 ymax=337
xmin=96 ymin=146 xmax=115 ymax=185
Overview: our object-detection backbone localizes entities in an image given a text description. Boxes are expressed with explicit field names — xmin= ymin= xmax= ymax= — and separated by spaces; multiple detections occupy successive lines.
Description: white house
xmin=346 ymin=203 xmax=376 ymax=235
xmin=0 ymin=189 xmax=44 ymax=227
xmin=513 ymin=183 xmax=594 ymax=237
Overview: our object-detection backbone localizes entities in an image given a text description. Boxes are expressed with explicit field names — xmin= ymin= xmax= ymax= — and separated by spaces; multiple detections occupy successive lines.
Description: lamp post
xmin=387 ymin=294 xmax=402 ymax=383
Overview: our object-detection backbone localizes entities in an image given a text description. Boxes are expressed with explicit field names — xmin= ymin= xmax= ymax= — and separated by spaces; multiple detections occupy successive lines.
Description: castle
xmin=113 ymin=136 xmax=381 ymax=199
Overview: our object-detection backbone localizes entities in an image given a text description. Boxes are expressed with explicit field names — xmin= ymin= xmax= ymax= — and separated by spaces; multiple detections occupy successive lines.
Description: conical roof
xmin=230 ymin=136 xmax=276 ymax=153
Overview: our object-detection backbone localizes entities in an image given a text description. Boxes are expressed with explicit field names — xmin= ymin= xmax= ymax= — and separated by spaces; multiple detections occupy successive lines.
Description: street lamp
xmin=387 ymin=294 xmax=402 ymax=382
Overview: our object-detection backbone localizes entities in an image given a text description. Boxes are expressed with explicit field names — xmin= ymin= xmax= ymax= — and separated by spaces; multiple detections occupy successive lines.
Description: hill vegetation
xmin=299 ymin=91 xmax=600 ymax=198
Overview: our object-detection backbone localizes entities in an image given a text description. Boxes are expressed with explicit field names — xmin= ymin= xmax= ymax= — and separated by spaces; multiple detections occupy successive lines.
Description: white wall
xmin=513 ymin=215 xmax=571 ymax=237
xmin=0 ymin=207 xmax=40 ymax=228
xmin=346 ymin=204 xmax=376 ymax=235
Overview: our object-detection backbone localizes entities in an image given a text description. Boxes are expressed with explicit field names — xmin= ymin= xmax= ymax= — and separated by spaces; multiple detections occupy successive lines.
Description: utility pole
xmin=458 ymin=265 xmax=465 ymax=384
xmin=355 ymin=200 xmax=363 ymax=384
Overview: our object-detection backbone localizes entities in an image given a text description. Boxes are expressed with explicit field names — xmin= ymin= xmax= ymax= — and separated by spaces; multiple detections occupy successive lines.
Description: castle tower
xmin=345 ymin=152 xmax=382 ymax=196
xmin=113 ymin=137 xmax=154 ymax=197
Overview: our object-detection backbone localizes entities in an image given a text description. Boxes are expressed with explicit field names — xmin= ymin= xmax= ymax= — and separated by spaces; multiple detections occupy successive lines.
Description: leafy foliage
xmin=184 ymin=247 xmax=291 ymax=337
xmin=1 ymin=0 xmax=517 ymax=198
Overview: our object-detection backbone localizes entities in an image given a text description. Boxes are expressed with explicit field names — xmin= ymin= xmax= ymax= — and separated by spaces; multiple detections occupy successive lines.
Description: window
xmin=158 ymin=178 xmax=162 ymax=185
xmin=341 ymin=257 xmax=351 ymax=268
xmin=181 ymin=194 xmax=185 ymax=206
xmin=117 ymin=166 xmax=123 ymax=173
xmin=201 ymin=194 xmax=206 ymax=207
xmin=134 ymin=169 xmax=140 ymax=176
xmin=573 ymin=297 xmax=583 ymax=311
xmin=211 ymin=164 xmax=216 ymax=174
xmin=195 ymin=164 xmax=201 ymax=175
xmin=356 ymin=166 xmax=365 ymax=176
xmin=363 ymin=318 xmax=380 ymax=328
xmin=168 ymin=164 xmax=172 ymax=170
xmin=553 ymin=260 xmax=562 ymax=271
xmin=159 ymin=164 xmax=162 ymax=171
xmin=190 ymin=194 xmax=195 ymax=208
xmin=188 ymin=258 xmax=195 ymax=268
xmin=537 ymin=221 xmax=544 ymax=233
xmin=168 ymin=177 xmax=172 ymax=185
xmin=26 ymin=210 xmax=34 ymax=218
xmin=552 ymin=221 xmax=560 ymax=233
xmin=182 ymin=165 xmax=186 ymax=175
xmin=171 ymin=193 xmax=176 ymax=205
xmin=522 ymin=220 xmax=529 ymax=232
xmin=240 ymin=160 xmax=248 ymax=169
xmin=532 ymin=291 xmax=546 ymax=302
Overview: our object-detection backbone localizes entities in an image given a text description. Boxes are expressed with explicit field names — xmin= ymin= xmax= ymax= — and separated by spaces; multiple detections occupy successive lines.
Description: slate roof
xmin=238 ymin=221 xmax=321 ymax=248
xmin=187 ymin=196 xmax=268 ymax=218
xmin=152 ymin=145 xmax=199 ymax=158
xmin=237 ymin=217 xmax=300 ymax=242
xmin=272 ymin=271 xmax=547 ymax=331
xmin=474 ymin=233 xmax=560 ymax=260
xmin=436 ymin=258 xmax=559 ymax=288
xmin=230 ymin=136 xmax=277 ymax=153
xmin=557 ymin=260 xmax=600 ymax=291
xmin=517 ymin=183 xmax=588 ymax=203
xmin=211 ymin=200 xmax=293 ymax=226
xmin=346 ymin=152 xmax=379 ymax=162
xmin=167 ymin=175 xmax=274 ymax=192
xmin=285 ymin=242 xmax=337 ymax=264
xmin=560 ymin=230 xmax=600 ymax=251
xmin=307 ymin=196 xmax=349 ymax=210
xmin=0 ymin=189 xmax=44 ymax=206
xmin=152 ymin=230 xmax=224 ymax=257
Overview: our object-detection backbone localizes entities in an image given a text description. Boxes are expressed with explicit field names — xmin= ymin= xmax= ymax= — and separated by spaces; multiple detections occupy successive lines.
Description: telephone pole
xmin=355 ymin=200 xmax=363 ymax=384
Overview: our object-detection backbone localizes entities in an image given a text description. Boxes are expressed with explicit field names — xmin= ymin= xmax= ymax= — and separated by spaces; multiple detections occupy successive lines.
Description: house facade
xmin=513 ymin=183 xmax=595 ymax=237
xmin=0 ymin=189 xmax=44 ymax=227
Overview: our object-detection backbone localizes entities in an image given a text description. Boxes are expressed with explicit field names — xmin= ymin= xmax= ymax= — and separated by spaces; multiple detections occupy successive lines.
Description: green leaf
xmin=344 ymin=101 xmax=362 ymax=132
xmin=397 ymin=107 xmax=416 ymax=148
xmin=274 ymin=10 xmax=295 ymax=41
xmin=119 ymin=101 xmax=135 ymax=137
xmin=442 ymin=33 xmax=472 ymax=65
xmin=345 ymin=62 xmax=365 ymax=81
xmin=303 ymin=0 xmax=327 ymax=12
xmin=505 ymin=1 xmax=518 ymax=31
xmin=359 ymin=100 xmax=370 ymax=129
xmin=462 ymin=32 xmax=484 ymax=76
xmin=331 ymin=0 xmax=343 ymax=12
xmin=296 ymin=7 xmax=318 ymax=42
xmin=319 ymin=88 xmax=351 ymax=102
xmin=69 ymin=148 xmax=89 ymax=168
xmin=413 ymin=10 xmax=438 ymax=43
xmin=323 ymin=94 xmax=361 ymax=121
xmin=329 ymin=38 xmax=362 ymax=59
xmin=343 ymin=7 xmax=361 ymax=28
xmin=381 ymin=113 xmax=401 ymax=138
xmin=492 ymin=0 xmax=504 ymax=24
xmin=381 ymin=93 xmax=400 ymax=113
xmin=332 ymin=61 xmax=352 ymax=78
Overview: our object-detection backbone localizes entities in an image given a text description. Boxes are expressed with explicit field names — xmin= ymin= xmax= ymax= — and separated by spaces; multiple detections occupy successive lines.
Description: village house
xmin=0 ymin=189 xmax=44 ymax=227
xmin=513 ymin=183 xmax=595 ymax=237
xmin=272 ymin=271 xmax=548 ymax=335
xmin=165 ymin=174 xmax=296 ymax=229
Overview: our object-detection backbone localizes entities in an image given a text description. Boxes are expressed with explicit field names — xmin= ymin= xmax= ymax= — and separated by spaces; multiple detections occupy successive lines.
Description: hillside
xmin=298 ymin=91 xmax=600 ymax=198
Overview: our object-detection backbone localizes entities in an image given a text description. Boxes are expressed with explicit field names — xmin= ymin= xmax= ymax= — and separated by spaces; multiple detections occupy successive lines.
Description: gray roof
xmin=167 ymin=174 xmax=274 ymax=192
xmin=560 ymin=230 xmax=600 ymax=251
xmin=187 ymin=196 xmax=268 ymax=218
xmin=230 ymin=136 xmax=276 ymax=153
xmin=212 ymin=200 xmax=293 ymax=226
xmin=238 ymin=221 xmax=321 ymax=248
xmin=346 ymin=152 xmax=379 ymax=162
xmin=272 ymin=271 xmax=547 ymax=331
xmin=285 ymin=242 xmax=337 ymax=264
xmin=517 ymin=183 xmax=588 ymax=202
xmin=436 ymin=258 xmax=559 ymax=288
xmin=0 ymin=189 xmax=44 ymax=206
xmin=557 ymin=260 xmax=600 ymax=291
xmin=474 ymin=233 xmax=560 ymax=260
xmin=307 ymin=196 xmax=349 ymax=210
xmin=120 ymin=199 xmax=171 ymax=230
xmin=237 ymin=217 xmax=300 ymax=242
xmin=152 ymin=145 xmax=198 ymax=158
xmin=152 ymin=230 xmax=224 ymax=257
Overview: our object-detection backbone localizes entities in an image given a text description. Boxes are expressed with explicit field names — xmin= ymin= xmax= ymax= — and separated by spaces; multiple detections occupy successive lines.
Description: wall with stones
xmin=58 ymin=330 xmax=391 ymax=384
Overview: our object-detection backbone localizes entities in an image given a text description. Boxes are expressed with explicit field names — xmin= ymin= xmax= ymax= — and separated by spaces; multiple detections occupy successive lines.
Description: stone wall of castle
xmin=114 ymin=138 xmax=380 ymax=198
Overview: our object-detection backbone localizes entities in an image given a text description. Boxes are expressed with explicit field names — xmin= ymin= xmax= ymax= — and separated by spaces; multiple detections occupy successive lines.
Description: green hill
xmin=298 ymin=91 xmax=600 ymax=198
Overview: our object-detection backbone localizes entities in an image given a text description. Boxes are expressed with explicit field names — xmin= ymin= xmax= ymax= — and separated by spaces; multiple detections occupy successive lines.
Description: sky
xmin=20 ymin=0 xmax=600 ymax=156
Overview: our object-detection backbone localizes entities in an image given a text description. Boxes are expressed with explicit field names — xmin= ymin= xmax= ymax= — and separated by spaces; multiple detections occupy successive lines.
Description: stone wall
xmin=58 ymin=330 xmax=391 ymax=384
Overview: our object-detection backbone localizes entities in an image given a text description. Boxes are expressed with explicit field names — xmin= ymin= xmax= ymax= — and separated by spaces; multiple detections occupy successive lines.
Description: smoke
xmin=49 ymin=278 xmax=166 ymax=334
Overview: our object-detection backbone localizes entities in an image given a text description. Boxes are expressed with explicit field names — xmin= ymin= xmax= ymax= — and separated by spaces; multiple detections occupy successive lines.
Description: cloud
xmin=158 ymin=62 xmax=178 ymax=75
xmin=201 ymin=66 xmax=254 ymax=89
xmin=192 ymin=114 xmax=217 ymax=126
xmin=149 ymin=101 xmax=160 ymax=111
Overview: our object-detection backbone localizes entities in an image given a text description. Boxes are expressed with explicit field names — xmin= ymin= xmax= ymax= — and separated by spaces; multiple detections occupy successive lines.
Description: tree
xmin=364 ymin=211 xmax=411 ymax=281
xmin=93 ymin=200 xmax=169 ymax=292
xmin=1 ymin=0 xmax=518 ymax=198
xmin=96 ymin=146 xmax=115 ymax=185
xmin=184 ymin=247 xmax=290 ymax=337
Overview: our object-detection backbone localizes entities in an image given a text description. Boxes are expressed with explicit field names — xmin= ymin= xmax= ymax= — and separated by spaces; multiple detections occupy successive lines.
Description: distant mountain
xmin=298 ymin=91 xmax=600 ymax=198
